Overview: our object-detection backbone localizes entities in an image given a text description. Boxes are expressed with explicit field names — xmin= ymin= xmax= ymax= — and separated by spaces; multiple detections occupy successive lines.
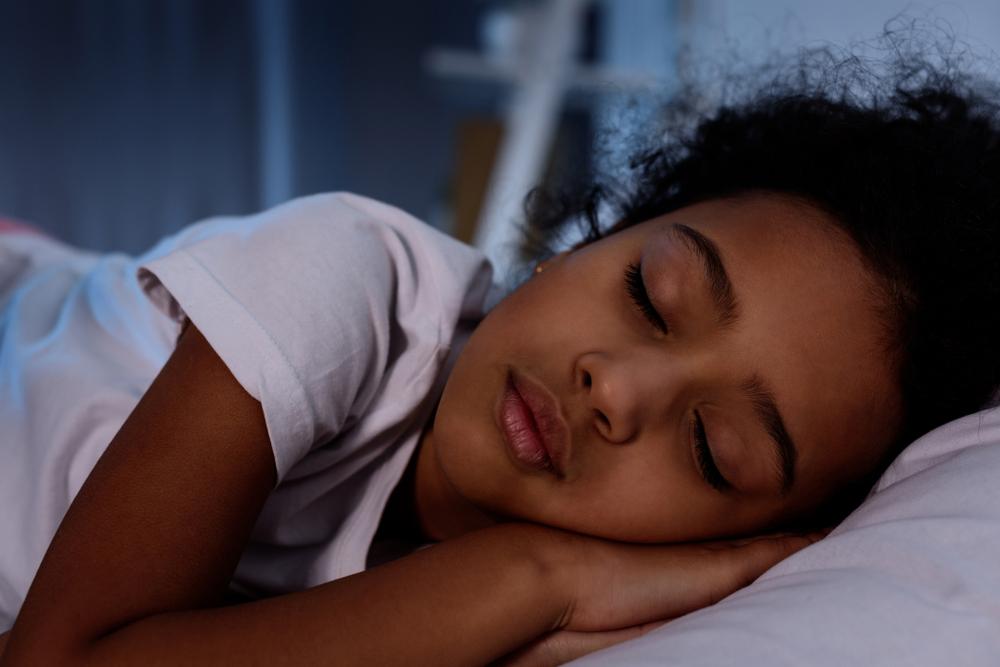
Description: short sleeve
xmin=136 ymin=193 xmax=400 ymax=483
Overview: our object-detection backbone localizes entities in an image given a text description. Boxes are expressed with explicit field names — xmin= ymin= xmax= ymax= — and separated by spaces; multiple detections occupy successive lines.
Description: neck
xmin=412 ymin=426 xmax=497 ymax=541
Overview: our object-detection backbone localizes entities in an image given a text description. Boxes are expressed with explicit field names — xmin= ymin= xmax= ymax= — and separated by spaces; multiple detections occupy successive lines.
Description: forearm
xmin=3 ymin=524 xmax=570 ymax=667
xmin=0 ymin=325 xmax=571 ymax=666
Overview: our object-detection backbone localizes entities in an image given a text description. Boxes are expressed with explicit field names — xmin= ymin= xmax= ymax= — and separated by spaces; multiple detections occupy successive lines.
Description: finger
xmin=714 ymin=532 xmax=819 ymax=590
xmin=562 ymin=530 xmax=826 ymax=633
xmin=497 ymin=623 xmax=666 ymax=667
xmin=655 ymin=533 xmax=819 ymax=617
xmin=702 ymin=525 xmax=831 ymax=549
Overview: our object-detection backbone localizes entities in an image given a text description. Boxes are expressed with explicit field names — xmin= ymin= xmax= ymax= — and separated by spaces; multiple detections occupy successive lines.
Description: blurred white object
xmin=426 ymin=0 xmax=669 ymax=280
xmin=472 ymin=0 xmax=588 ymax=275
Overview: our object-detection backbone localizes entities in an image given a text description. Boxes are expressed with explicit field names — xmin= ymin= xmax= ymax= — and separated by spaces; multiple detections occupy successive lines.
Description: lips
xmin=499 ymin=369 xmax=570 ymax=478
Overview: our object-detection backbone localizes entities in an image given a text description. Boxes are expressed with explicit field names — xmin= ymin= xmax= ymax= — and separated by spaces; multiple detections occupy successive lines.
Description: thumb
xmin=717 ymin=530 xmax=822 ymax=591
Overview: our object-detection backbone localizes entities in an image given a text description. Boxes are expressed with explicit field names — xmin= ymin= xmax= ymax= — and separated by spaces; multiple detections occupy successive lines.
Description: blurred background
xmin=0 ymin=0 xmax=998 ymax=276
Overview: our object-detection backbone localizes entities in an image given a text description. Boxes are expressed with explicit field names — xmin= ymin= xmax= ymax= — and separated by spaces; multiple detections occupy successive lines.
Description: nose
xmin=575 ymin=350 xmax=674 ymax=444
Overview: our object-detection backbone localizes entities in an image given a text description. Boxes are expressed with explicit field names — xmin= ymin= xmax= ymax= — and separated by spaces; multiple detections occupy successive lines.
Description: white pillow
xmin=572 ymin=405 xmax=1000 ymax=666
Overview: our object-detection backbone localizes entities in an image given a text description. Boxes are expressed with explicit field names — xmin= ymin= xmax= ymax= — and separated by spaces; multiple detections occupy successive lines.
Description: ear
xmin=535 ymin=249 xmax=572 ymax=275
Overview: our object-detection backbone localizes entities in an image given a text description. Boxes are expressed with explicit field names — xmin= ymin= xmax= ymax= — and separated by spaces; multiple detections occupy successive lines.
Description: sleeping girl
xmin=1 ymin=38 xmax=998 ymax=666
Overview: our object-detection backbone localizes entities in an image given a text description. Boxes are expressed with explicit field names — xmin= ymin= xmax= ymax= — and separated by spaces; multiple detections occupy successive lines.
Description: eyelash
xmin=623 ymin=262 xmax=669 ymax=334
xmin=693 ymin=411 xmax=731 ymax=492
xmin=624 ymin=263 xmax=729 ymax=492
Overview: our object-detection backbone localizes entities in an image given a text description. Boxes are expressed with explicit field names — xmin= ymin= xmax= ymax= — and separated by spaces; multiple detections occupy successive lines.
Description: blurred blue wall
xmin=0 ymin=1 xmax=996 ymax=254
xmin=0 ymin=0 xmax=478 ymax=253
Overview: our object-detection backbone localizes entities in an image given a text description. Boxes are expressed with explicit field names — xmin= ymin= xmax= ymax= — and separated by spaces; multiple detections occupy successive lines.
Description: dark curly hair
xmin=516 ymin=24 xmax=1000 ymax=523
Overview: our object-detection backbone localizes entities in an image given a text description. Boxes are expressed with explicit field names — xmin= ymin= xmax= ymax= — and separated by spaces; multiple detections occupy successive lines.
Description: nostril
xmin=582 ymin=370 xmax=592 ymax=389
xmin=595 ymin=409 xmax=611 ymax=434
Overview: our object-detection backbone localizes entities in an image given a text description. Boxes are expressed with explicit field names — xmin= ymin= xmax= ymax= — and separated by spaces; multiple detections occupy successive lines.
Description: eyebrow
xmin=668 ymin=223 xmax=797 ymax=495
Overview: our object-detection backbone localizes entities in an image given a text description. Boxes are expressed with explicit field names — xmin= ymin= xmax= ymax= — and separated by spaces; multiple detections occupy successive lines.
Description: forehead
xmin=648 ymin=195 xmax=902 ymax=494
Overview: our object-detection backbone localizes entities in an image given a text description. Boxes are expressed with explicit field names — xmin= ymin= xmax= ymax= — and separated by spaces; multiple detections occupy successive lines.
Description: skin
xmin=0 ymin=309 xmax=823 ymax=666
xmin=413 ymin=192 xmax=903 ymax=543
xmin=0 ymin=192 xmax=873 ymax=666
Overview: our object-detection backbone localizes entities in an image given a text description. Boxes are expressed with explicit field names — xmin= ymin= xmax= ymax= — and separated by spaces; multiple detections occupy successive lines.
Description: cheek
xmin=535 ymin=454 xmax=709 ymax=541
xmin=552 ymin=454 xmax=800 ymax=542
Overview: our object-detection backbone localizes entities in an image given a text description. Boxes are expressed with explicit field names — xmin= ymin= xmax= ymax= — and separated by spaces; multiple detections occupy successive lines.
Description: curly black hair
xmin=517 ymin=24 xmax=1000 ymax=523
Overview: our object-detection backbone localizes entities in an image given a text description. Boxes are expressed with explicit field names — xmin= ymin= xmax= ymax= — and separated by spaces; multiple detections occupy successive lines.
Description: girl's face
xmin=417 ymin=193 xmax=903 ymax=542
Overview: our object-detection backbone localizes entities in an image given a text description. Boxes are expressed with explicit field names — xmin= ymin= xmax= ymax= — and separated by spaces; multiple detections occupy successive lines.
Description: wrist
xmin=483 ymin=522 xmax=583 ymax=631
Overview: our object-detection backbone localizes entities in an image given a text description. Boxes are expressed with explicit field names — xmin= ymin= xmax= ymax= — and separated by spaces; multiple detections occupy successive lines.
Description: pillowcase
xmin=572 ymin=405 xmax=1000 ymax=666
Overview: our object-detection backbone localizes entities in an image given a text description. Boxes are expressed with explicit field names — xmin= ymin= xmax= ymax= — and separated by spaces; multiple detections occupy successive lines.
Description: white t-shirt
xmin=0 ymin=193 xmax=500 ymax=629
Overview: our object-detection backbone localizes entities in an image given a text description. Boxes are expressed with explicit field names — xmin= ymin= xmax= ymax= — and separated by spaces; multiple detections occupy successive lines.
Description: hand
xmin=493 ymin=528 xmax=825 ymax=666
xmin=543 ymin=528 xmax=827 ymax=635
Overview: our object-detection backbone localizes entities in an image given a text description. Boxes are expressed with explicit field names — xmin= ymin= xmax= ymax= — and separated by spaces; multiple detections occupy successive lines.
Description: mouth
xmin=496 ymin=369 xmax=570 ymax=478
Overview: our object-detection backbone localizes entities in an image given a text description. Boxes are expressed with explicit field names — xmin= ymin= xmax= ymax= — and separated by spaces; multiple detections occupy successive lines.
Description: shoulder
xmin=133 ymin=193 xmax=496 ymax=482
xmin=303 ymin=192 xmax=488 ymax=265
xmin=188 ymin=192 xmax=486 ymax=285
xmin=270 ymin=192 xmax=498 ymax=324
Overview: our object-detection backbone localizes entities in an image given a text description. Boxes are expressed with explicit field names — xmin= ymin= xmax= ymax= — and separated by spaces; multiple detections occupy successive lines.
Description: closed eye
xmin=624 ymin=262 xmax=669 ymax=334
xmin=693 ymin=410 xmax=732 ymax=492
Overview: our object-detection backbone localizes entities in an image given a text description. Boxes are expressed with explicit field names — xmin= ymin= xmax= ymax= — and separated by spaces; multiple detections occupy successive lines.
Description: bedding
xmin=0 ymin=217 xmax=43 ymax=236
xmin=572 ymin=404 xmax=1000 ymax=665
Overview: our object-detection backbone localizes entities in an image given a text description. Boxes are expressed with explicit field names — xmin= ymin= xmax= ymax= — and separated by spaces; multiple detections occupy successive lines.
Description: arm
xmin=0 ymin=323 xmax=568 ymax=666
xmin=1 ymin=322 xmax=821 ymax=666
